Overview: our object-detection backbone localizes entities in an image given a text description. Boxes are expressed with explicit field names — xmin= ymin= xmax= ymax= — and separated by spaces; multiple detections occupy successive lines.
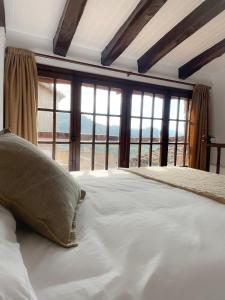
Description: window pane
xmin=169 ymin=121 xmax=177 ymax=142
xmin=131 ymin=92 xmax=142 ymax=117
xmin=143 ymin=93 xmax=153 ymax=117
xmin=80 ymin=144 xmax=92 ymax=170
xmin=95 ymin=144 xmax=106 ymax=170
xmin=177 ymin=144 xmax=184 ymax=166
xmin=178 ymin=121 xmax=185 ymax=143
xmin=109 ymin=117 xmax=120 ymax=142
xmin=38 ymin=77 xmax=54 ymax=109
xmin=152 ymin=120 xmax=162 ymax=142
xmin=96 ymin=86 xmax=108 ymax=114
xmin=56 ymin=79 xmax=71 ymax=111
xmin=141 ymin=144 xmax=149 ymax=167
xmin=110 ymin=88 xmax=121 ymax=115
xmin=185 ymin=145 xmax=189 ymax=166
xmin=38 ymin=111 xmax=53 ymax=141
xmin=167 ymin=144 xmax=175 ymax=165
xmin=95 ymin=116 xmax=107 ymax=142
xmin=81 ymin=114 xmax=93 ymax=142
xmin=130 ymin=118 xmax=140 ymax=143
xmin=179 ymin=99 xmax=187 ymax=120
xmin=56 ymin=112 xmax=70 ymax=142
xmin=108 ymin=144 xmax=119 ymax=169
xmin=142 ymin=119 xmax=151 ymax=143
xmin=154 ymin=95 xmax=163 ymax=118
xmin=81 ymin=84 xmax=94 ymax=113
xmin=151 ymin=144 xmax=160 ymax=166
xmin=55 ymin=144 xmax=69 ymax=170
xmin=38 ymin=144 xmax=52 ymax=158
xmin=170 ymin=98 xmax=178 ymax=119
xmin=129 ymin=144 xmax=139 ymax=167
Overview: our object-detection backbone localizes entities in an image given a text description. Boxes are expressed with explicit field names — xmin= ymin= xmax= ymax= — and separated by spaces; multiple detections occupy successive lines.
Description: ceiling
xmin=4 ymin=0 xmax=225 ymax=83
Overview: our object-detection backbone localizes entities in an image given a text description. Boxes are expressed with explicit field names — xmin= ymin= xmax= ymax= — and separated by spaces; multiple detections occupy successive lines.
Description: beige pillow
xmin=0 ymin=130 xmax=85 ymax=247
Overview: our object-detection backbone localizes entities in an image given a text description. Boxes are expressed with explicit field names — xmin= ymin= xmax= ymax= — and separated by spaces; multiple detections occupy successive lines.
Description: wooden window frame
xmin=37 ymin=64 xmax=192 ymax=171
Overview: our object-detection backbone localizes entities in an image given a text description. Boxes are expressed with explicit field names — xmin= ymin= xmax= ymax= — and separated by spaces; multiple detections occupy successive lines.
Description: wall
xmin=0 ymin=27 xmax=5 ymax=130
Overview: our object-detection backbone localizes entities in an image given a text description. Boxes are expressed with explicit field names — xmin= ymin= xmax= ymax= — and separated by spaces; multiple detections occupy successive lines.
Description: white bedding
xmin=17 ymin=170 xmax=225 ymax=300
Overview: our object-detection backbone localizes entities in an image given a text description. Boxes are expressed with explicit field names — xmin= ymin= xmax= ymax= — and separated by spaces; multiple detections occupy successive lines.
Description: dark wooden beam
xmin=53 ymin=0 xmax=87 ymax=57
xmin=138 ymin=0 xmax=225 ymax=73
xmin=101 ymin=0 xmax=167 ymax=66
xmin=179 ymin=38 xmax=225 ymax=79
xmin=0 ymin=0 xmax=5 ymax=28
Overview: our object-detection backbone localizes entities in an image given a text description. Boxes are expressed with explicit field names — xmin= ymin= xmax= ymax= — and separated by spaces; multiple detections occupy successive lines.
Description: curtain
xmin=4 ymin=47 xmax=38 ymax=144
xmin=189 ymin=84 xmax=209 ymax=170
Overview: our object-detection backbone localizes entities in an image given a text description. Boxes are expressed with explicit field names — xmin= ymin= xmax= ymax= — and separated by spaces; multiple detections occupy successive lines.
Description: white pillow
xmin=0 ymin=205 xmax=37 ymax=300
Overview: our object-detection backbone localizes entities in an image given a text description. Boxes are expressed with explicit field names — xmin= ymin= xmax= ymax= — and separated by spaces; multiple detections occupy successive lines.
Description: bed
xmin=16 ymin=168 xmax=225 ymax=300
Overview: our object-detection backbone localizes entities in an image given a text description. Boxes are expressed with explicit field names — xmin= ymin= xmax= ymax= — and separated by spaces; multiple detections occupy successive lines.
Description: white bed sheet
xmin=17 ymin=170 xmax=225 ymax=300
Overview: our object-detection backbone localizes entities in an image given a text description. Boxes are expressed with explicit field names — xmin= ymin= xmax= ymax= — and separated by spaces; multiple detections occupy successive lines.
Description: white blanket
xmin=17 ymin=170 xmax=225 ymax=300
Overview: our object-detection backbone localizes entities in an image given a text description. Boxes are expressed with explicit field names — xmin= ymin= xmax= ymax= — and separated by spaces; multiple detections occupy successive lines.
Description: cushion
xmin=0 ymin=130 xmax=85 ymax=247
xmin=0 ymin=204 xmax=37 ymax=300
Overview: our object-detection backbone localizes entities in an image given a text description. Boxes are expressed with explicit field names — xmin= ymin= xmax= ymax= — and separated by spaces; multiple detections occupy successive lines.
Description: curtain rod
xmin=34 ymin=52 xmax=196 ymax=88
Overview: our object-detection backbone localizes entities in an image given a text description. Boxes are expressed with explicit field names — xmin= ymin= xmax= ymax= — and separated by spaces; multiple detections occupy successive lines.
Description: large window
xmin=80 ymin=84 xmax=122 ymax=170
xmin=37 ymin=66 xmax=192 ymax=171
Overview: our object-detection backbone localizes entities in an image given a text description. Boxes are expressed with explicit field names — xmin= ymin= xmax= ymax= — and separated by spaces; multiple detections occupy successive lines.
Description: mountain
xmin=57 ymin=114 xmax=177 ymax=137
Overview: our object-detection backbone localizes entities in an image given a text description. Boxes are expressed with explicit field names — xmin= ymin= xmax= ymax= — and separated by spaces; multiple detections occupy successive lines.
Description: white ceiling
xmin=4 ymin=0 xmax=225 ymax=83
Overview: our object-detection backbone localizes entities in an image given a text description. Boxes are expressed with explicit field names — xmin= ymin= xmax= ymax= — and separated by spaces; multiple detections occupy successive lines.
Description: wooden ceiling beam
xmin=138 ymin=0 xmax=225 ymax=73
xmin=179 ymin=38 xmax=225 ymax=79
xmin=101 ymin=0 xmax=167 ymax=66
xmin=0 ymin=0 xmax=5 ymax=28
xmin=53 ymin=0 xmax=87 ymax=57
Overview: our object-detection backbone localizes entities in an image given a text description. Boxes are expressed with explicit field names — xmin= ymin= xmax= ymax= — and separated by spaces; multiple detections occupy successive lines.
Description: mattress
xmin=17 ymin=169 xmax=225 ymax=300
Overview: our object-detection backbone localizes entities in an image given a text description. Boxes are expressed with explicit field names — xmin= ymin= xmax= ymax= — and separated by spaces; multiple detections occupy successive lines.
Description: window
xmin=168 ymin=97 xmax=191 ymax=166
xmin=129 ymin=91 xmax=164 ymax=167
xmin=37 ymin=66 xmax=192 ymax=171
xmin=37 ymin=77 xmax=72 ymax=170
xmin=80 ymin=84 xmax=122 ymax=170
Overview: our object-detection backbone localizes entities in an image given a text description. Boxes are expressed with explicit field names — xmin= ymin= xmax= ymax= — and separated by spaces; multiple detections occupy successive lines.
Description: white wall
xmin=0 ymin=27 xmax=6 ymax=130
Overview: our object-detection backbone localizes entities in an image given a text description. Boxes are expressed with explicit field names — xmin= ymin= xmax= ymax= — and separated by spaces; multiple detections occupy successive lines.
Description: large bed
xmin=16 ymin=169 xmax=225 ymax=300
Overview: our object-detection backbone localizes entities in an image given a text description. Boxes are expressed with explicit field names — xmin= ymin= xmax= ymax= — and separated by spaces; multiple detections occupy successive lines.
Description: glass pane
xmin=177 ymin=144 xmax=184 ymax=166
xmin=81 ymin=84 xmax=94 ymax=113
xmin=38 ymin=77 xmax=54 ymax=109
xmin=109 ymin=117 xmax=120 ymax=142
xmin=143 ymin=93 xmax=153 ymax=118
xmin=95 ymin=144 xmax=106 ymax=170
xmin=170 ymin=98 xmax=178 ymax=119
xmin=38 ymin=144 xmax=52 ymax=158
xmin=178 ymin=121 xmax=186 ymax=143
xmin=131 ymin=92 xmax=142 ymax=117
xmin=151 ymin=144 xmax=160 ymax=166
xmin=56 ymin=112 xmax=70 ymax=142
xmin=80 ymin=144 xmax=92 ymax=170
xmin=179 ymin=99 xmax=188 ymax=120
xmin=96 ymin=86 xmax=108 ymax=114
xmin=110 ymin=88 xmax=121 ymax=115
xmin=55 ymin=144 xmax=69 ymax=170
xmin=81 ymin=114 xmax=93 ymax=142
xmin=130 ymin=118 xmax=140 ymax=143
xmin=108 ymin=144 xmax=119 ymax=169
xmin=154 ymin=95 xmax=164 ymax=118
xmin=95 ymin=116 xmax=107 ymax=142
xmin=141 ymin=144 xmax=149 ymax=167
xmin=56 ymin=79 xmax=71 ymax=111
xmin=167 ymin=144 xmax=175 ymax=165
xmin=169 ymin=121 xmax=177 ymax=142
xmin=142 ymin=119 xmax=151 ymax=143
xmin=185 ymin=145 xmax=189 ymax=166
xmin=38 ymin=111 xmax=53 ymax=141
xmin=129 ymin=144 xmax=139 ymax=167
xmin=152 ymin=120 xmax=162 ymax=142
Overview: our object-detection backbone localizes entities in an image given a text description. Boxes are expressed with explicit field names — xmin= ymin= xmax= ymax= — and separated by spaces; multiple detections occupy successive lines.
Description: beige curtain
xmin=189 ymin=84 xmax=209 ymax=170
xmin=4 ymin=47 xmax=38 ymax=144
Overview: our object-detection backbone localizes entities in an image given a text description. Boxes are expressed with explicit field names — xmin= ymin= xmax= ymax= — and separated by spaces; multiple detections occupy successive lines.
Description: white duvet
xmin=17 ymin=170 xmax=225 ymax=300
